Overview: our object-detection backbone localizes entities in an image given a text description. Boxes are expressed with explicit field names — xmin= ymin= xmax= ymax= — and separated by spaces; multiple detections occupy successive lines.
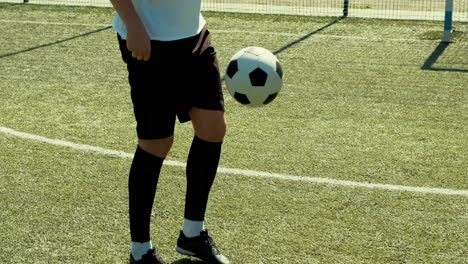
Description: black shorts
xmin=118 ymin=26 xmax=224 ymax=139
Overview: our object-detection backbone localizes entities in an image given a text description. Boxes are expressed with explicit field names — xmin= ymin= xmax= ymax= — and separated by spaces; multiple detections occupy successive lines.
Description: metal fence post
xmin=343 ymin=0 xmax=349 ymax=17
xmin=442 ymin=0 xmax=453 ymax=42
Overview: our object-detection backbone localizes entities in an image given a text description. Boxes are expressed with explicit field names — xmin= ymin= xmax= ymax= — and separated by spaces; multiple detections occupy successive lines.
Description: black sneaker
xmin=175 ymin=230 xmax=230 ymax=264
xmin=129 ymin=248 xmax=167 ymax=264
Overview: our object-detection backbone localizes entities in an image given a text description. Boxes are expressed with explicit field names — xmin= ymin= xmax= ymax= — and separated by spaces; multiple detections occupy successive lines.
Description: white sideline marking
xmin=1 ymin=126 xmax=468 ymax=197
xmin=211 ymin=29 xmax=439 ymax=43
xmin=0 ymin=19 xmax=110 ymax=27
xmin=0 ymin=19 xmax=439 ymax=43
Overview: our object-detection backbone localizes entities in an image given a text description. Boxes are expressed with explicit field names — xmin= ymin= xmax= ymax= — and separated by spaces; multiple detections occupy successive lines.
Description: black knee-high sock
xmin=128 ymin=145 xmax=164 ymax=242
xmin=184 ymin=136 xmax=222 ymax=221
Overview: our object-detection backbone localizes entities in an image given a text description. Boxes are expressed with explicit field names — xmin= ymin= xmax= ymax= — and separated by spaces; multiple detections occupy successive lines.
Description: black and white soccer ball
xmin=225 ymin=47 xmax=284 ymax=107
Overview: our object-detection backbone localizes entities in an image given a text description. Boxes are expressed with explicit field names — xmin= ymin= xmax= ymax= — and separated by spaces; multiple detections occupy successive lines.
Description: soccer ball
xmin=225 ymin=47 xmax=284 ymax=107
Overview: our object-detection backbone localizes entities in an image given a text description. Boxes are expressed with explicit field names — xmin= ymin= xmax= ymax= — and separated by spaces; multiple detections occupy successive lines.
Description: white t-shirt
xmin=113 ymin=0 xmax=206 ymax=41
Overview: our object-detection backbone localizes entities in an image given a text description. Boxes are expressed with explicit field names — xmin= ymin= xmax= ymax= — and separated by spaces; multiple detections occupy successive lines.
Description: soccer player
xmin=110 ymin=1 xmax=229 ymax=263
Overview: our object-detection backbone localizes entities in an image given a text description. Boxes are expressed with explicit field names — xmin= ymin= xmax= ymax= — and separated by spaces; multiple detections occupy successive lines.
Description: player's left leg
xmin=184 ymin=107 xmax=226 ymax=223
xmin=190 ymin=108 xmax=226 ymax=143
xmin=175 ymin=107 xmax=229 ymax=264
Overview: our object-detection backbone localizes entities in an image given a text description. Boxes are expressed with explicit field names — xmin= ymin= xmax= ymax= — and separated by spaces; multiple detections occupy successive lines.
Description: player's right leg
xmin=118 ymin=34 xmax=176 ymax=264
xmin=128 ymin=137 xmax=172 ymax=264
xmin=138 ymin=137 xmax=174 ymax=159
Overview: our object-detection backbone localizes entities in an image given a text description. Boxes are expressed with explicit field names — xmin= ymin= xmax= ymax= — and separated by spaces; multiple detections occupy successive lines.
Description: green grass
xmin=1 ymin=3 xmax=467 ymax=264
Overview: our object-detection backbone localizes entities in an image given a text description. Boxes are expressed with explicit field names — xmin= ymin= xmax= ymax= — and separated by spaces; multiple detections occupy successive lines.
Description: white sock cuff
xmin=131 ymin=241 xmax=153 ymax=261
xmin=182 ymin=218 xmax=205 ymax=238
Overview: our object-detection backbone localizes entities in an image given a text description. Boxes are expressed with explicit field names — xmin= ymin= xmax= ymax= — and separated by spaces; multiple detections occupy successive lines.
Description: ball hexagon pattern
xmin=225 ymin=47 xmax=284 ymax=107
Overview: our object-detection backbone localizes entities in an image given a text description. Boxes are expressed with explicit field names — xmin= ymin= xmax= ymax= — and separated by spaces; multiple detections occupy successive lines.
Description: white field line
xmin=211 ymin=29 xmax=439 ymax=43
xmin=0 ymin=19 xmax=110 ymax=27
xmin=1 ymin=126 xmax=468 ymax=197
xmin=0 ymin=19 xmax=439 ymax=43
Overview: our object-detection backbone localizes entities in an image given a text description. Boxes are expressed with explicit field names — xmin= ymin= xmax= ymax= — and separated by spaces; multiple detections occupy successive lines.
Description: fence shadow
xmin=221 ymin=16 xmax=345 ymax=82
xmin=273 ymin=16 xmax=346 ymax=55
xmin=421 ymin=41 xmax=468 ymax=73
xmin=0 ymin=25 xmax=112 ymax=59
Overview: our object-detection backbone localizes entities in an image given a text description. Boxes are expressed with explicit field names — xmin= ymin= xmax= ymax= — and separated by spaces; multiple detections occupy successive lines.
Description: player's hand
xmin=126 ymin=25 xmax=151 ymax=61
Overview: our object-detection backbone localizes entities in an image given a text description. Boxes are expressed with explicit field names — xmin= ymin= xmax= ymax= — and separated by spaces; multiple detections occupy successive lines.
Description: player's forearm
xmin=110 ymin=0 xmax=145 ymax=31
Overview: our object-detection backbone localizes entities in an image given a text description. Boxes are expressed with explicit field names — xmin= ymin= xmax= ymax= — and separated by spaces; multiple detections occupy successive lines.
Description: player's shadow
xmin=421 ymin=41 xmax=468 ymax=73
xmin=0 ymin=25 xmax=112 ymax=59
xmin=171 ymin=258 xmax=203 ymax=264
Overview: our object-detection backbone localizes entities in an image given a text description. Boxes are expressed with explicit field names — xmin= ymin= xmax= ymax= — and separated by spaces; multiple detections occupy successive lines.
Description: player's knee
xmin=211 ymin=119 xmax=227 ymax=142
xmin=197 ymin=119 xmax=227 ymax=143
xmin=138 ymin=136 xmax=174 ymax=158
xmin=190 ymin=108 xmax=227 ymax=143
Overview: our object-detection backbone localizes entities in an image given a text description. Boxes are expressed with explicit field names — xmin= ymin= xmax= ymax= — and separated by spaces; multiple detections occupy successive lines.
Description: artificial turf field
xmin=0 ymin=3 xmax=467 ymax=264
